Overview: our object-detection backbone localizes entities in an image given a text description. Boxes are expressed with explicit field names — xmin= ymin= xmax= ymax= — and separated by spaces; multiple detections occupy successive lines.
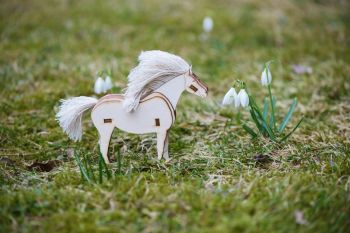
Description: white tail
xmin=56 ymin=96 xmax=98 ymax=141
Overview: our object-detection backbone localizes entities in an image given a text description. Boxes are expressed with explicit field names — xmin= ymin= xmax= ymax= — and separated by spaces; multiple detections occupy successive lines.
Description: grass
xmin=0 ymin=0 xmax=350 ymax=232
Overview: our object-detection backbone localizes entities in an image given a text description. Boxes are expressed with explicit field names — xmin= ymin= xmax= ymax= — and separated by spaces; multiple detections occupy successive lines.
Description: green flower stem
xmin=267 ymin=84 xmax=276 ymax=130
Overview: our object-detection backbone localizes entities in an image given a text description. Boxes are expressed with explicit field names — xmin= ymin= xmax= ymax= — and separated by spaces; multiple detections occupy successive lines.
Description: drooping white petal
xmin=203 ymin=17 xmax=213 ymax=33
xmin=94 ymin=77 xmax=104 ymax=94
xmin=238 ymin=89 xmax=249 ymax=107
xmin=222 ymin=87 xmax=237 ymax=105
xmin=234 ymin=92 xmax=241 ymax=107
xmin=103 ymin=76 xmax=113 ymax=92
xmin=261 ymin=67 xmax=272 ymax=86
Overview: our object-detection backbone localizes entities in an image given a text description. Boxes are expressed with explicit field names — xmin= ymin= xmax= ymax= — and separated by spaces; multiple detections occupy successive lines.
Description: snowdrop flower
xmin=94 ymin=77 xmax=104 ymax=94
xmin=203 ymin=17 xmax=213 ymax=33
xmin=103 ymin=76 xmax=113 ymax=92
xmin=238 ymin=89 xmax=249 ymax=107
xmin=222 ymin=87 xmax=237 ymax=105
xmin=234 ymin=91 xmax=241 ymax=108
xmin=261 ymin=66 xmax=272 ymax=86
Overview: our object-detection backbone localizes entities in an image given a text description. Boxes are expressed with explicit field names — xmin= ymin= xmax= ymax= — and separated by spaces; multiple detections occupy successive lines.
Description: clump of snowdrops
xmin=222 ymin=61 xmax=304 ymax=142
xmin=94 ymin=70 xmax=114 ymax=94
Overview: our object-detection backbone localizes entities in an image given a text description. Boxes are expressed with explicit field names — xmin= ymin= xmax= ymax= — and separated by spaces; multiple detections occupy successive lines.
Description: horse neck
xmin=155 ymin=75 xmax=185 ymax=109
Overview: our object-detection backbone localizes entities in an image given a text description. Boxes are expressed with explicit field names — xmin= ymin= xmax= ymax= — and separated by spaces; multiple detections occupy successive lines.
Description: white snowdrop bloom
xmin=103 ymin=76 xmax=113 ymax=92
xmin=261 ymin=66 xmax=272 ymax=86
xmin=203 ymin=17 xmax=213 ymax=33
xmin=234 ymin=91 xmax=241 ymax=108
xmin=222 ymin=87 xmax=237 ymax=105
xmin=94 ymin=77 xmax=104 ymax=94
xmin=238 ymin=89 xmax=249 ymax=107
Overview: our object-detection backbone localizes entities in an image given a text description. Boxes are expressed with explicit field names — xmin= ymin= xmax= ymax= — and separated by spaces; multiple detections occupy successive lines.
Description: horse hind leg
xmin=97 ymin=124 xmax=114 ymax=164
xmin=156 ymin=131 xmax=167 ymax=160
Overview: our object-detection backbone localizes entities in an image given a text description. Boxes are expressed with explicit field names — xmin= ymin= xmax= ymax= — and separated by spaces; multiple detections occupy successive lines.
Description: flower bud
xmin=261 ymin=66 xmax=272 ymax=86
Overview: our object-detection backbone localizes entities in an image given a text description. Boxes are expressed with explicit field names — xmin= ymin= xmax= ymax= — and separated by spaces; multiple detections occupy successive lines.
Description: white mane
xmin=123 ymin=50 xmax=190 ymax=112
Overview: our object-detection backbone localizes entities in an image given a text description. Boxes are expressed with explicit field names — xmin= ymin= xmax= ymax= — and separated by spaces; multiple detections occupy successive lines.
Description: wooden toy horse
xmin=56 ymin=50 xmax=208 ymax=164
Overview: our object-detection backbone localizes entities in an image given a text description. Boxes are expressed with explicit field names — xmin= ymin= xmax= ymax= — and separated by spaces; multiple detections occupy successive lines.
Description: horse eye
xmin=189 ymin=84 xmax=198 ymax=92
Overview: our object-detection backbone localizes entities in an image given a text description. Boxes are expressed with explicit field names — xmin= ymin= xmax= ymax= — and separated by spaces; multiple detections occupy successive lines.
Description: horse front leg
xmin=156 ymin=131 xmax=167 ymax=160
xmin=98 ymin=126 xmax=114 ymax=164
xmin=163 ymin=131 xmax=169 ymax=161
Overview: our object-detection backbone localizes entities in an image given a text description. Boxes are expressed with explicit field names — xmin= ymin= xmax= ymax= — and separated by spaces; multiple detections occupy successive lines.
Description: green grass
xmin=1 ymin=0 xmax=350 ymax=232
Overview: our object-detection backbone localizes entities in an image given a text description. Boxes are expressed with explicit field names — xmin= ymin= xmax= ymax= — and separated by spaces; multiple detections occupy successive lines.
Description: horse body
xmin=92 ymin=93 xmax=174 ymax=134
xmin=56 ymin=50 xmax=208 ymax=164
xmin=91 ymin=75 xmax=183 ymax=163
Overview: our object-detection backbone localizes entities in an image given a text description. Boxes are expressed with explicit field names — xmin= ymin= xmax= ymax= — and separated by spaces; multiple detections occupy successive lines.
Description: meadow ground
xmin=0 ymin=0 xmax=350 ymax=232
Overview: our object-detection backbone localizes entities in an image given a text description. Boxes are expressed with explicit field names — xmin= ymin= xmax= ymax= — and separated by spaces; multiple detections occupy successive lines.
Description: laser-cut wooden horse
xmin=56 ymin=50 xmax=208 ymax=164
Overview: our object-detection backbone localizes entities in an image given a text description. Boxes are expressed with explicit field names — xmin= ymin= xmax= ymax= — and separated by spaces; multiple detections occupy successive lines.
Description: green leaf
xmin=250 ymin=107 xmax=264 ymax=134
xmin=98 ymin=150 xmax=104 ymax=184
xmin=85 ymin=153 xmax=96 ymax=182
xmin=253 ymin=105 xmax=276 ymax=140
xmin=279 ymin=98 xmax=297 ymax=133
xmin=102 ymin=154 xmax=112 ymax=179
xmin=280 ymin=117 xmax=304 ymax=142
xmin=248 ymin=96 xmax=265 ymax=133
xmin=248 ymin=93 xmax=275 ymax=140
xmin=242 ymin=124 xmax=258 ymax=138
xmin=263 ymin=97 xmax=269 ymax=121
xmin=117 ymin=149 xmax=122 ymax=175
xmin=83 ymin=153 xmax=93 ymax=182
xmin=74 ymin=151 xmax=92 ymax=184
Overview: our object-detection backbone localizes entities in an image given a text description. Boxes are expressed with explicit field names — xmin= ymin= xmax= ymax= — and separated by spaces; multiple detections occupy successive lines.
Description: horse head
xmin=184 ymin=68 xmax=209 ymax=98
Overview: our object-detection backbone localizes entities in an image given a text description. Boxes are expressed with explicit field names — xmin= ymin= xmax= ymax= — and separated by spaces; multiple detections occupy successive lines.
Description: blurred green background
xmin=0 ymin=0 xmax=349 ymax=232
